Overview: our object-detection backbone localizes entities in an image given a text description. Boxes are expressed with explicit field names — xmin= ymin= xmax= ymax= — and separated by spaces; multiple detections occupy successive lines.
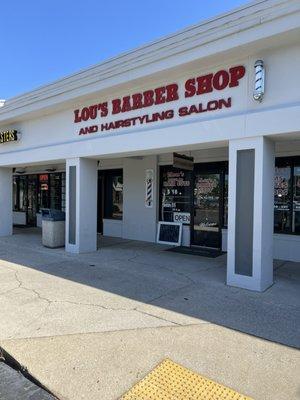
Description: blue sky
xmin=1 ymin=0 xmax=249 ymax=99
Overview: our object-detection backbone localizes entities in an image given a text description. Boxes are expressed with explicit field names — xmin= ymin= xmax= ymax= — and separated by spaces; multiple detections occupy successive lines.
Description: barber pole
xmin=253 ymin=60 xmax=265 ymax=102
xmin=145 ymin=169 xmax=154 ymax=208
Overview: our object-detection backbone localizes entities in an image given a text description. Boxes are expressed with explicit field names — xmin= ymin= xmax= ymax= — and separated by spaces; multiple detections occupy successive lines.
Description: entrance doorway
xmin=191 ymin=163 xmax=227 ymax=249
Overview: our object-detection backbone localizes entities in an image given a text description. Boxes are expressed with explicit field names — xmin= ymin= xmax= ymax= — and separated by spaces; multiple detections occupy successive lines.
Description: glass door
xmin=274 ymin=165 xmax=292 ymax=233
xmin=192 ymin=172 xmax=221 ymax=248
xmin=293 ymin=165 xmax=300 ymax=234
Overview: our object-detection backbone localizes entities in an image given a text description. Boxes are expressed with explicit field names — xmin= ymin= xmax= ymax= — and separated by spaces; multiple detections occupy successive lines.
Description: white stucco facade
xmin=1 ymin=0 xmax=300 ymax=291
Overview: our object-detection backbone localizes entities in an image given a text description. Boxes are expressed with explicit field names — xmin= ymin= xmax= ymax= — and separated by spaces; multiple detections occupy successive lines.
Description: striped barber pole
xmin=253 ymin=60 xmax=265 ymax=102
xmin=145 ymin=169 xmax=154 ymax=208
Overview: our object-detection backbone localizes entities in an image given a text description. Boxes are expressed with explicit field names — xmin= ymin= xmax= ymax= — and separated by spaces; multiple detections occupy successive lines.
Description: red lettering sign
xmin=74 ymin=65 xmax=245 ymax=125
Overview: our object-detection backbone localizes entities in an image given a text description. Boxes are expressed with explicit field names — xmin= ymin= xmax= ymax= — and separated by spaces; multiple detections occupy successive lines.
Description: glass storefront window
xmin=160 ymin=167 xmax=192 ymax=223
xmin=112 ymin=175 xmax=123 ymax=219
xmin=274 ymin=166 xmax=292 ymax=233
xmin=293 ymin=166 xmax=300 ymax=234
xmin=38 ymin=174 xmax=50 ymax=210
xmin=223 ymin=174 xmax=228 ymax=228
xmin=61 ymin=173 xmax=66 ymax=212
xmin=50 ymin=173 xmax=63 ymax=210
xmin=13 ymin=173 xmax=65 ymax=220
xmin=102 ymin=170 xmax=123 ymax=220
xmin=13 ymin=177 xmax=18 ymax=211
xmin=20 ymin=177 xmax=27 ymax=211
xmin=14 ymin=175 xmax=28 ymax=212
xmin=159 ymin=159 xmax=300 ymax=241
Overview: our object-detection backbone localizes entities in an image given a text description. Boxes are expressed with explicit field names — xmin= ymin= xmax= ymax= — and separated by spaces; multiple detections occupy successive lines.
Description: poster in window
xmin=160 ymin=167 xmax=191 ymax=223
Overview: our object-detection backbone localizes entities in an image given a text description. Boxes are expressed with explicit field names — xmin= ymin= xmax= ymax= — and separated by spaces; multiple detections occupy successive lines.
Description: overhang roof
xmin=0 ymin=0 xmax=299 ymax=123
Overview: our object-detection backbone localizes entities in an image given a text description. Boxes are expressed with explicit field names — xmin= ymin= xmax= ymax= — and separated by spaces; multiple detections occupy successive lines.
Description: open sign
xmin=173 ymin=212 xmax=190 ymax=224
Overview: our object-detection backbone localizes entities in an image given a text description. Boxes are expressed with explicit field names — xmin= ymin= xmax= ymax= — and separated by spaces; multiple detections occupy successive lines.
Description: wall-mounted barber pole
xmin=253 ymin=60 xmax=265 ymax=102
xmin=145 ymin=169 xmax=154 ymax=208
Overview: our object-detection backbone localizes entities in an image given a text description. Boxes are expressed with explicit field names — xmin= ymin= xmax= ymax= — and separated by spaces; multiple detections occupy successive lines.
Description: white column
xmin=227 ymin=136 xmax=275 ymax=291
xmin=0 ymin=167 xmax=13 ymax=236
xmin=65 ymin=158 xmax=98 ymax=253
xmin=123 ymin=155 xmax=158 ymax=242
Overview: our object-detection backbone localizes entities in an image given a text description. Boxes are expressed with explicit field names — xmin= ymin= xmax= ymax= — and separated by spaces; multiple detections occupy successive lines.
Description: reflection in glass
xmin=27 ymin=175 xmax=38 ymax=225
xmin=61 ymin=173 xmax=66 ymax=212
xmin=38 ymin=174 xmax=50 ymax=210
xmin=193 ymin=173 xmax=220 ymax=248
xmin=160 ymin=167 xmax=191 ymax=223
xmin=293 ymin=166 xmax=300 ymax=234
xmin=50 ymin=173 xmax=63 ymax=210
xmin=18 ymin=176 xmax=27 ymax=212
xmin=224 ymin=174 xmax=228 ymax=227
xmin=112 ymin=175 xmax=123 ymax=219
xmin=274 ymin=166 xmax=291 ymax=233
xmin=13 ymin=177 xmax=18 ymax=210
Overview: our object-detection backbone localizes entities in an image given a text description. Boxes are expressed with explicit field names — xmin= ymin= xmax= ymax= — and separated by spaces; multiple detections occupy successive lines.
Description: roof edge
xmin=0 ymin=0 xmax=299 ymax=121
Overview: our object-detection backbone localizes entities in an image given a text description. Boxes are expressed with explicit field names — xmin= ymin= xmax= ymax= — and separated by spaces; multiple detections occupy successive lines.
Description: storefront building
xmin=0 ymin=0 xmax=300 ymax=291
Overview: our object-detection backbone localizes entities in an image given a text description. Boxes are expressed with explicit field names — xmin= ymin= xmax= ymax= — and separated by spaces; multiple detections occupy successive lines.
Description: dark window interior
xmin=274 ymin=157 xmax=300 ymax=235
xmin=159 ymin=166 xmax=192 ymax=223
xmin=13 ymin=172 xmax=66 ymax=225
xmin=159 ymin=156 xmax=300 ymax=237
xmin=12 ymin=157 xmax=300 ymax=235
xmin=98 ymin=169 xmax=123 ymax=221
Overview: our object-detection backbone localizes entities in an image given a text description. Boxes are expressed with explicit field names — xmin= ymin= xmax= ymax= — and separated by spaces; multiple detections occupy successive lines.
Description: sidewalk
xmin=0 ymin=228 xmax=299 ymax=399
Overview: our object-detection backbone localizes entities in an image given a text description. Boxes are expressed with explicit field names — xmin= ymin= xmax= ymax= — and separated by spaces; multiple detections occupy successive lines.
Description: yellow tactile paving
xmin=120 ymin=359 xmax=253 ymax=400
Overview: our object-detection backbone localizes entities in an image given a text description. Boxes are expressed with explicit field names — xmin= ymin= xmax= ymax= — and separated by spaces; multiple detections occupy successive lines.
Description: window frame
xmin=13 ymin=172 xmax=66 ymax=214
xmin=100 ymin=169 xmax=123 ymax=220
xmin=275 ymin=156 xmax=300 ymax=235
xmin=159 ymin=165 xmax=193 ymax=223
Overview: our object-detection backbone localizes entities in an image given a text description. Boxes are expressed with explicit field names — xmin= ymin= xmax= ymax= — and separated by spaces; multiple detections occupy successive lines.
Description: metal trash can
xmin=41 ymin=209 xmax=66 ymax=248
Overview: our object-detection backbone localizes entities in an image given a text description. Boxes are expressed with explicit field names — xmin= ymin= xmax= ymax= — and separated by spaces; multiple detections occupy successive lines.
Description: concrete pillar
xmin=227 ymin=136 xmax=275 ymax=291
xmin=0 ymin=167 xmax=13 ymax=236
xmin=123 ymin=155 xmax=158 ymax=242
xmin=65 ymin=158 xmax=97 ymax=253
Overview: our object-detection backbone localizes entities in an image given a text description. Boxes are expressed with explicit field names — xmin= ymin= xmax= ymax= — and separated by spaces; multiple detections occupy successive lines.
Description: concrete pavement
xmin=0 ymin=228 xmax=299 ymax=399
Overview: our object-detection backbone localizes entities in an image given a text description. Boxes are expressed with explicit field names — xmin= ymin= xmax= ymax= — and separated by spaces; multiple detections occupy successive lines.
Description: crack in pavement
xmin=2 ymin=255 xmax=193 ymax=327
xmin=14 ymin=272 xmax=52 ymax=306
xmin=3 ymin=271 xmax=181 ymax=329
xmin=132 ymin=307 xmax=182 ymax=326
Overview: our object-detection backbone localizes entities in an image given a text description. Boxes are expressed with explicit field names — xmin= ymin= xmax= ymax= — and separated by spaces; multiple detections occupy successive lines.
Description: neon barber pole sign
xmin=73 ymin=65 xmax=246 ymax=135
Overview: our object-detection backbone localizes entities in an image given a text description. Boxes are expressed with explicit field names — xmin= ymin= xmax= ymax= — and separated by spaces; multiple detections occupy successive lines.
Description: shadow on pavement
xmin=0 ymin=227 xmax=299 ymax=348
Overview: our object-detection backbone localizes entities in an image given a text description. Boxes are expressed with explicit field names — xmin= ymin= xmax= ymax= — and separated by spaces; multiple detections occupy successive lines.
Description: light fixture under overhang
xmin=15 ymin=168 xmax=26 ymax=174
xmin=45 ymin=168 xmax=57 ymax=172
